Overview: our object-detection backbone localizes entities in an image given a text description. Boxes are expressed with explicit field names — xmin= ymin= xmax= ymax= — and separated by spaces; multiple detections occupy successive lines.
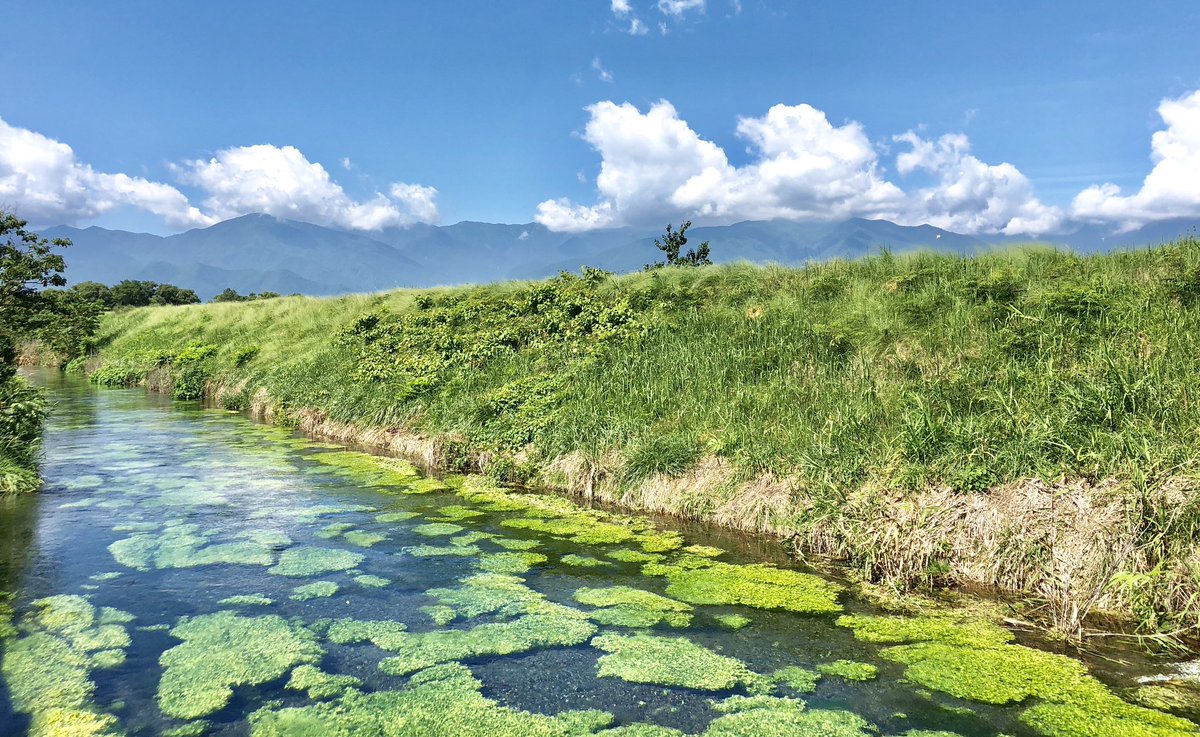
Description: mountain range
xmin=43 ymin=215 xmax=1200 ymax=300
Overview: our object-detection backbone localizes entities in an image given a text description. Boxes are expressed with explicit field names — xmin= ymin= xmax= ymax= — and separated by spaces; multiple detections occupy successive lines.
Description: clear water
xmin=0 ymin=373 xmax=1190 ymax=736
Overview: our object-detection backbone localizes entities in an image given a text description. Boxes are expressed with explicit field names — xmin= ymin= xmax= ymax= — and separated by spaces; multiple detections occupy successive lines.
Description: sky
xmin=2 ymin=1 xmax=1200 ymax=237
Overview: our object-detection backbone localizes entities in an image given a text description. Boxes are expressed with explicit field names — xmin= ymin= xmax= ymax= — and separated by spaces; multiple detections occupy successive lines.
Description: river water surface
xmin=1 ymin=373 xmax=1196 ymax=737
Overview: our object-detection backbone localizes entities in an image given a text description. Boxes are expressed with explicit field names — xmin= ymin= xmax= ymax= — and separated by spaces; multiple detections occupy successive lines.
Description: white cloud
xmin=657 ymin=0 xmax=705 ymax=17
xmin=1071 ymin=89 xmax=1200 ymax=230
xmin=536 ymin=100 xmax=1066 ymax=235
xmin=628 ymin=18 xmax=649 ymax=34
xmin=174 ymin=144 xmax=439 ymax=230
xmin=611 ymin=0 xmax=632 ymax=15
xmin=894 ymin=131 xmax=1063 ymax=235
xmin=536 ymin=100 xmax=907 ymax=232
xmin=591 ymin=57 xmax=614 ymax=83
xmin=0 ymin=116 xmax=211 ymax=228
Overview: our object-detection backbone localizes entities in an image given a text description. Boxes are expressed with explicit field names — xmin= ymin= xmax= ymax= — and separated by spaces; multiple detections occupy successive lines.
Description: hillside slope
xmin=81 ymin=238 xmax=1200 ymax=634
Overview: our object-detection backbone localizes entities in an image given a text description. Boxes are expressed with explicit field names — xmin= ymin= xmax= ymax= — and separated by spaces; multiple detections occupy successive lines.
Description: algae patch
xmin=648 ymin=560 xmax=842 ymax=614
xmin=591 ymin=633 xmax=758 ymax=691
xmin=268 ymin=547 xmax=363 ymax=577
xmin=157 ymin=610 xmax=322 ymax=720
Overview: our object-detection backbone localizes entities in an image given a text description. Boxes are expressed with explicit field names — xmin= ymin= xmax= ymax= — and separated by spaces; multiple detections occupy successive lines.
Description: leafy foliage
xmin=645 ymin=221 xmax=712 ymax=270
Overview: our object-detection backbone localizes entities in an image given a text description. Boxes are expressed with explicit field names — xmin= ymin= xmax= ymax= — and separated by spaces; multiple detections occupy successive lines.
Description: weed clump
xmin=157 ymin=611 xmax=322 ymax=720
xmin=591 ymin=633 xmax=759 ymax=691
xmin=268 ymin=547 xmax=363 ymax=577
xmin=648 ymin=560 xmax=842 ymax=614
xmin=817 ymin=660 xmax=877 ymax=681
xmin=574 ymin=586 xmax=693 ymax=628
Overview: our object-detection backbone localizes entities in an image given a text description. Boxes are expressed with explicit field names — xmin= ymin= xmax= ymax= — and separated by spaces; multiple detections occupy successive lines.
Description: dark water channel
xmin=0 ymin=372 xmax=1195 ymax=737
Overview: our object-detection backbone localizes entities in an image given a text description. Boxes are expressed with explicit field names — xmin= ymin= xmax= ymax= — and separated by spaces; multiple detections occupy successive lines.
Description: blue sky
xmin=2 ymin=1 xmax=1199 ymax=235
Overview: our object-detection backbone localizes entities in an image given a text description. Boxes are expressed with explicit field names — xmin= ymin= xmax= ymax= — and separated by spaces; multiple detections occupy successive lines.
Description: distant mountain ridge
xmin=43 ymin=214 xmax=1200 ymax=300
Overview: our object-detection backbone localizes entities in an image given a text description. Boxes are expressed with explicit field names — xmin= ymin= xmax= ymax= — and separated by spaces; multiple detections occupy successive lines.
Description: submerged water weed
xmin=268 ymin=547 xmax=363 ymax=577
xmin=218 ymin=594 xmax=274 ymax=607
xmin=316 ymin=522 xmax=356 ymax=539
xmin=637 ymin=530 xmax=685 ymax=553
xmin=607 ymin=549 xmax=664 ymax=564
xmin=817 ymin=660 xmax=878 ymax=681
xmin=327 ymin=618 xmax=410 ymax=649
xmin=591 ymin=633 xmax=759 ymax=691
xmin=158 ymin=610 xmax=322 ymax=720
xmin=413 ymin=522 xmax=465 ymax=537
xmin=562 ymin=554 xmax=612 ymax=568
xmin=682 ymin=544 xmax=725 ymax=558
xmin=251 ymin=662 xmax=613 ymax=737
xmin=377 ymin=603 xmax=597 ymax=675
xmin=309 ymin=451 xmax=423 ymax=488
xmin=492 ymin=537 xmax=541 ymax=550
xmin=594 ymin=726 xmax=685 ymax=737
xmin=0 ymin=595 xmax=132 ymax=736
xmin=353 ymin=574 xmax=390 ymax=588
xmin=406 ymin=543 xmax=481 ymax=557
xmin=711 ymin=694 xmax=807 ymax=714
xmin=766 ymin=666 xmax=821 ymax=693
xmin=574 ymin=586 xmax=693 ymax=628
xmin=343 ymin=530 xmax=386 ymax=547
xmin=703 ymin=706 xmax=874 ymax=737
xmin=714 ymin=614 xmax=751 ymax=630
xmin=109 ymin=523 xmax=275 ymax=571
xmin=376 ymin=510 xmax=419 ymax=523
xmin=453 ymin=530 xmax=499 ymax=546
xmin=291 ymin=581 xmax=340 ymax=600
xmin=436 ymin=505 xmax=484 ymax=521
xmin=423 ymin=605 xmax=457 ymax=625
xmin=285 ymin=664 xmax=361 ymax=700
xmin=840 ymin=614 xmax=1197 ymax=737
xmin=648 ymin=560 xmax=842 ymax=614
xmin=501 ymin=516 xmax=636 ymax=545
xmin=424 ymin=573 xmax=545 ymax=621
xmin=477 ymin=551 xmax=550 ymax=574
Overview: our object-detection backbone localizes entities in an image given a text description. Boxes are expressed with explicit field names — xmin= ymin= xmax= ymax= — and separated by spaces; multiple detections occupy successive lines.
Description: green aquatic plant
xmin=157 ymin=610 xmax=323 ymax=720
xmin=376 ymin=603 xmax=597 ymax=676
xmin=423 ymin=605 xmax=457 ymax=625
xmin=413 ymin=522 xmax=465 ymax=537
xmin=714 ymin=614 xmax=751 ymax=630
xmin=108 ymin=524 xmax=276 ymax=571
xmin=89 ymin=572 xmax=122 ymax=582
xmin=327 ymin=618 xmax=409 ymax=649
xmin=637 ymin=530 xmax=685 ymax=553
xmin=286 ymin=664 xmax=361 ymax=700
xmin=477 ymin=551 xmax=549 ymax=574
xmin=163 ymin=720 xmax=211 ymax=737
xmin=595 ymin=726 xmax=685 ymax=737
xmin=343 ymin=530 xmax=386 ymax=547
xmin=291 ymin=581 xmax=340 ymax=600
xmin=436 ymin=504 xmax=484 ymax=521
xmin=492 ymin=537 xmax=541 ymax=550
xmin=562 ymin=554 xmax=611 ymax=568
xmin=591 ymin=633 xmax=759 ymax=691
xmin=703 ymin=707 xmax=873 ymax=737
xmin=316 ymin=521 xmax=356 ymax=539
xmin=406 ymin=543 xmax=481 ymax=557
xmin=424 ymin=573 xmax=544 ymax=620
xmin=607 ymin=549 xmax=664 ymax=563
xmin=500 ymin=516 xmax=635 ymax=545
xmin=0 ymin=596 xmax=132 ymax=737
xmin=682 ymin=544 xmax=725 ymax=558
xmin=817 ymin=660 xmax=877 ymax=681
xmin=574 ymin=586 xmax=693 ymax=628
xmin=767 ymin=666 xmax=820 ymax=693
xmin=250 ymin=662 xmax=614 ymax=737
xmin=268 ymin=547 xmax=363 ymax=577
xmin=835 ymin=613 xmax=1014 ymax=647
xmin=309 ymin=451 xmax=422 ymax=488
xmin=453 ymin=531 xmax=499 ymax=546
xmin=840 ymin=613 xmax=1198 ymax=737
xmin=218 ymin=594 xmax=274 ymax=607
xmin=376 ymin=510 xmax=419 ymax=523
xmin=649 ymin=560 xmax=842 ymax=614
xmin=353 ymin=574 xmax=390 ymax=588
xmin=711 ymin=694 xmax=807 ymax=714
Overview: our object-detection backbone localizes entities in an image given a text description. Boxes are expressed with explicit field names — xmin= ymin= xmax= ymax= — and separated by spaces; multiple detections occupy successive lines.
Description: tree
xmin=151 ymin=284 xmax=200 ymax=306
xmin=213 ymin=288 xmax=246 ymax=303
xmin=645 ymin=221 xmax=712 ymax=270
xmin=1 ymin=212 xmax=69 ymax=342
xmin=68 ymin=281 xmax=114 ymax=309
xmin=109 ymin=279 xmax=159 ymax=307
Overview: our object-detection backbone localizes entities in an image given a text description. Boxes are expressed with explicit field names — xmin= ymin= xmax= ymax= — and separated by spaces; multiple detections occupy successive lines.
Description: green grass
xmin=83 ymin=237 xmax=1200 ymax=628
xmin=0 ymin=372 xmax=46 ymax=493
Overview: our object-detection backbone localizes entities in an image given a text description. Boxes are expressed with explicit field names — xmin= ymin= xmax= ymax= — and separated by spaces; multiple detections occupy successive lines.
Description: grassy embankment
xmin=0 ymin=357 xmax=46 ymax=493
xmin=79 ymin=238 xmax=1200 ymax=636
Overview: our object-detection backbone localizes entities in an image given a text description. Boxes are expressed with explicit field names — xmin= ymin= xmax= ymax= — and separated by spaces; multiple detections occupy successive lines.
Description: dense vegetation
xmin=79 ymin=236 xmax=1200 ymax=632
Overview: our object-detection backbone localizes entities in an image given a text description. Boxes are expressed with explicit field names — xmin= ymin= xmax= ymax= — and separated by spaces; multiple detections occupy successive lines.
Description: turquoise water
xmin=0 ymin=373 xmax=1194 ymax=737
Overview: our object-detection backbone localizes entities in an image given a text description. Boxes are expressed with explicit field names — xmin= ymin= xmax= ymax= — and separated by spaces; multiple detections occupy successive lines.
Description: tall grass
xmin=86 ymin=237 xmax=1200 ymax=630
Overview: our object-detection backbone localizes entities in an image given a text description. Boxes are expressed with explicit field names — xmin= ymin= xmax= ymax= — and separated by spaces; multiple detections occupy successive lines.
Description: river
xmin=0 ymin=372 xmax=1195 ymax=736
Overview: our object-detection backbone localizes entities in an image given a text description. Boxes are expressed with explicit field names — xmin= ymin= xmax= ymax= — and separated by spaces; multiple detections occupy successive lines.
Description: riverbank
xmin=69 ymin=237 xmax=1200 ymax=635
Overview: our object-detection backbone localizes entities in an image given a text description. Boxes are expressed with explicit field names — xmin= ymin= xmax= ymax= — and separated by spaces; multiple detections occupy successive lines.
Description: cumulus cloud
xmin=536 ymin=99 xmax=1069 ymax=235
xmin=0 ymin=116 xmax=211 ymax=228
xmin=1071 ymin=89 xmax=1200 ymax=230
xmin=174 ymin=144 xmax=438 ymax=230
xmin=536 ymin=100 xmax=907 ymax=232
xmin=893 ymin=131 xmax=1063 ymax=235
